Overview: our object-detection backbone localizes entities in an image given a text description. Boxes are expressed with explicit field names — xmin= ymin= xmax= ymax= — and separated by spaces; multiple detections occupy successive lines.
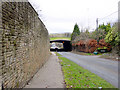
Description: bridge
xmin=1 ymin=0 xmax=118 ymax=89
xmin=50 ymin=40 xmax=72 ymax=51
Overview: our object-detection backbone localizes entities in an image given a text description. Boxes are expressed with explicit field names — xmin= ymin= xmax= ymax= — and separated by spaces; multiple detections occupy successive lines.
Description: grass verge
xmin=72 ymin=51 xmax=102 ymax=56
xmin=56 ymin=52 xmax=62 ymax=56
xmin=50 ymin=37 xmax=71 ymax=40
xmin=57 ymin=53 xmax=115 ymax=88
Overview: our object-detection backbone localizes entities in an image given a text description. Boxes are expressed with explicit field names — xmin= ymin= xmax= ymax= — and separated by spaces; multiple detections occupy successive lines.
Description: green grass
xmin=86 ymin=53 xmax=94 ymax=55
xmin=56 ymin=52 xmax=62 ymax=56
xmin=57 ymin=53 xmax=115 ymax=88
xmin=50 ymin=37 xmax=71 ymax=40
xmin=73 ymin=51 xmax=102 ymax=56
xmin=86 ymin=53 xmax=102 ymax=56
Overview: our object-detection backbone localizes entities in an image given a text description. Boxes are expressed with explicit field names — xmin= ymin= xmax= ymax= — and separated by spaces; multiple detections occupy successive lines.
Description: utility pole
xmin=87 ymin=8 xmax=90 ymax=30
xmin=96 ymin=18 xmax=99 ymax=43
xmin=96 ymin=18 xmax=98 ymax=31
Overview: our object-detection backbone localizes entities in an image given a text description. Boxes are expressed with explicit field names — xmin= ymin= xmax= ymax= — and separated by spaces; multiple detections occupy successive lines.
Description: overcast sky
xmin=29 ymin=0 xmax=119 ymax=33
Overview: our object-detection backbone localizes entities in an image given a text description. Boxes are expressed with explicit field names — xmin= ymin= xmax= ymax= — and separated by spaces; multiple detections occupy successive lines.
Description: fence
xmin=0 ymin=0 xmax=49 ymax=88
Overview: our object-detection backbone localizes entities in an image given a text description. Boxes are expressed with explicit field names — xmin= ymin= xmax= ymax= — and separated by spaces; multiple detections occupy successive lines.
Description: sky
xmin=28 ymin=0 xmax=119 ymax=34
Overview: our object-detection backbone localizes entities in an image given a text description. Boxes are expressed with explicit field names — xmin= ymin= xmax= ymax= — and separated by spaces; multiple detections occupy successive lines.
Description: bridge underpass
xmin=50 ymin=40 xmax=72 ymax=52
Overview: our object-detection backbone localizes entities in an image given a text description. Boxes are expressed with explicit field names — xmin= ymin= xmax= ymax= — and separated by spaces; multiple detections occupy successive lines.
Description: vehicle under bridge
xmin=50 ymin=40 xmax=72 ymax=51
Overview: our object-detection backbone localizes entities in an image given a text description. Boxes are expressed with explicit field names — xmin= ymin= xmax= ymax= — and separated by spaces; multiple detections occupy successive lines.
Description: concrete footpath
xmin=25 ymin=52 xmax=65 ymax=88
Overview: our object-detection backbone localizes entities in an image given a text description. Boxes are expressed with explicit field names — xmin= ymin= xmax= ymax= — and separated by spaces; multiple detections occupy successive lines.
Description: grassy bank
xmin=71 ymin=51 xmax=102 ymax=56
xmin=57 ymin=53 xmax=115 ymax=88
xmin=50 ymin=37 xmax=71 ymax=40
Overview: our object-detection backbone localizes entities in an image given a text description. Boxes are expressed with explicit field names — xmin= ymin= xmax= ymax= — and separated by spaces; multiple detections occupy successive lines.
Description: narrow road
xmin=58 ymin=52 xmax=119 ymax=88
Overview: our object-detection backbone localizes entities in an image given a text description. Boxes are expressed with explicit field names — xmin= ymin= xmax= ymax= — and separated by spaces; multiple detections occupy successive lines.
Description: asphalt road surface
xmin=58 ymin=52 xmax=119 ymax=88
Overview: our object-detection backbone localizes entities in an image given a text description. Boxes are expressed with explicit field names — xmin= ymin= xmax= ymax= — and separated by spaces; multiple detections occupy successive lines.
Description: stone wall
xmin=0 ymin=0 xmax=50 ymax=88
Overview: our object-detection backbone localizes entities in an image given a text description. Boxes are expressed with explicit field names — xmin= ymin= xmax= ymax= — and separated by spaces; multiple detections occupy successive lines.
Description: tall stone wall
xmin=0 ymin=0 xmax=50 ymax=88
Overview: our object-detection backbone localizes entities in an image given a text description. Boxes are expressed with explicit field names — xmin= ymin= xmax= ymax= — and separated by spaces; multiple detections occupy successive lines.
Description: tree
xmin=98 ymin=23 xmax=111 ymax=34
xmin=71 ymin=23 xmax=80 ymax=41
xmin=105 ymin=23 xmax=120 ymax=46
xmin=89 ymin=29 xmax=106 ymax=41
xmin=90 ymin=23 xmax=111 ymax=41
xmin=105 ymin=23 xmax=120 ymax=56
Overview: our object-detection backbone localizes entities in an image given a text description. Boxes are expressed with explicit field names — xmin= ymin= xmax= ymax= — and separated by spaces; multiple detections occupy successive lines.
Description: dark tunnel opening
xmin=50 ymin=40 xmax=72 ymax=52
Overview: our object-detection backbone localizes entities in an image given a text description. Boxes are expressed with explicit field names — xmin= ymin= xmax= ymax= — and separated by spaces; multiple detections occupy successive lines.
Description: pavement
xmin=0 ymin=76 xmax=1 ymax=90
xmin=25 ymin=52 xmax=65 ymax=88
xmin=58 ymin=52 xmax=119 ymax=88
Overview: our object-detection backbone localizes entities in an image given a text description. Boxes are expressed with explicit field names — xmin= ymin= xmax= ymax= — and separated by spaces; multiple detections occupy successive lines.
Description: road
xmin=58 ymin=52 xmax=119 ymax=88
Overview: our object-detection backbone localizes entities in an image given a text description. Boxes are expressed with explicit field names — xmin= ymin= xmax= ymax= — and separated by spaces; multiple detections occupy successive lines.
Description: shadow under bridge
xmin=50 ymin=40 xmax=72 ymax=52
